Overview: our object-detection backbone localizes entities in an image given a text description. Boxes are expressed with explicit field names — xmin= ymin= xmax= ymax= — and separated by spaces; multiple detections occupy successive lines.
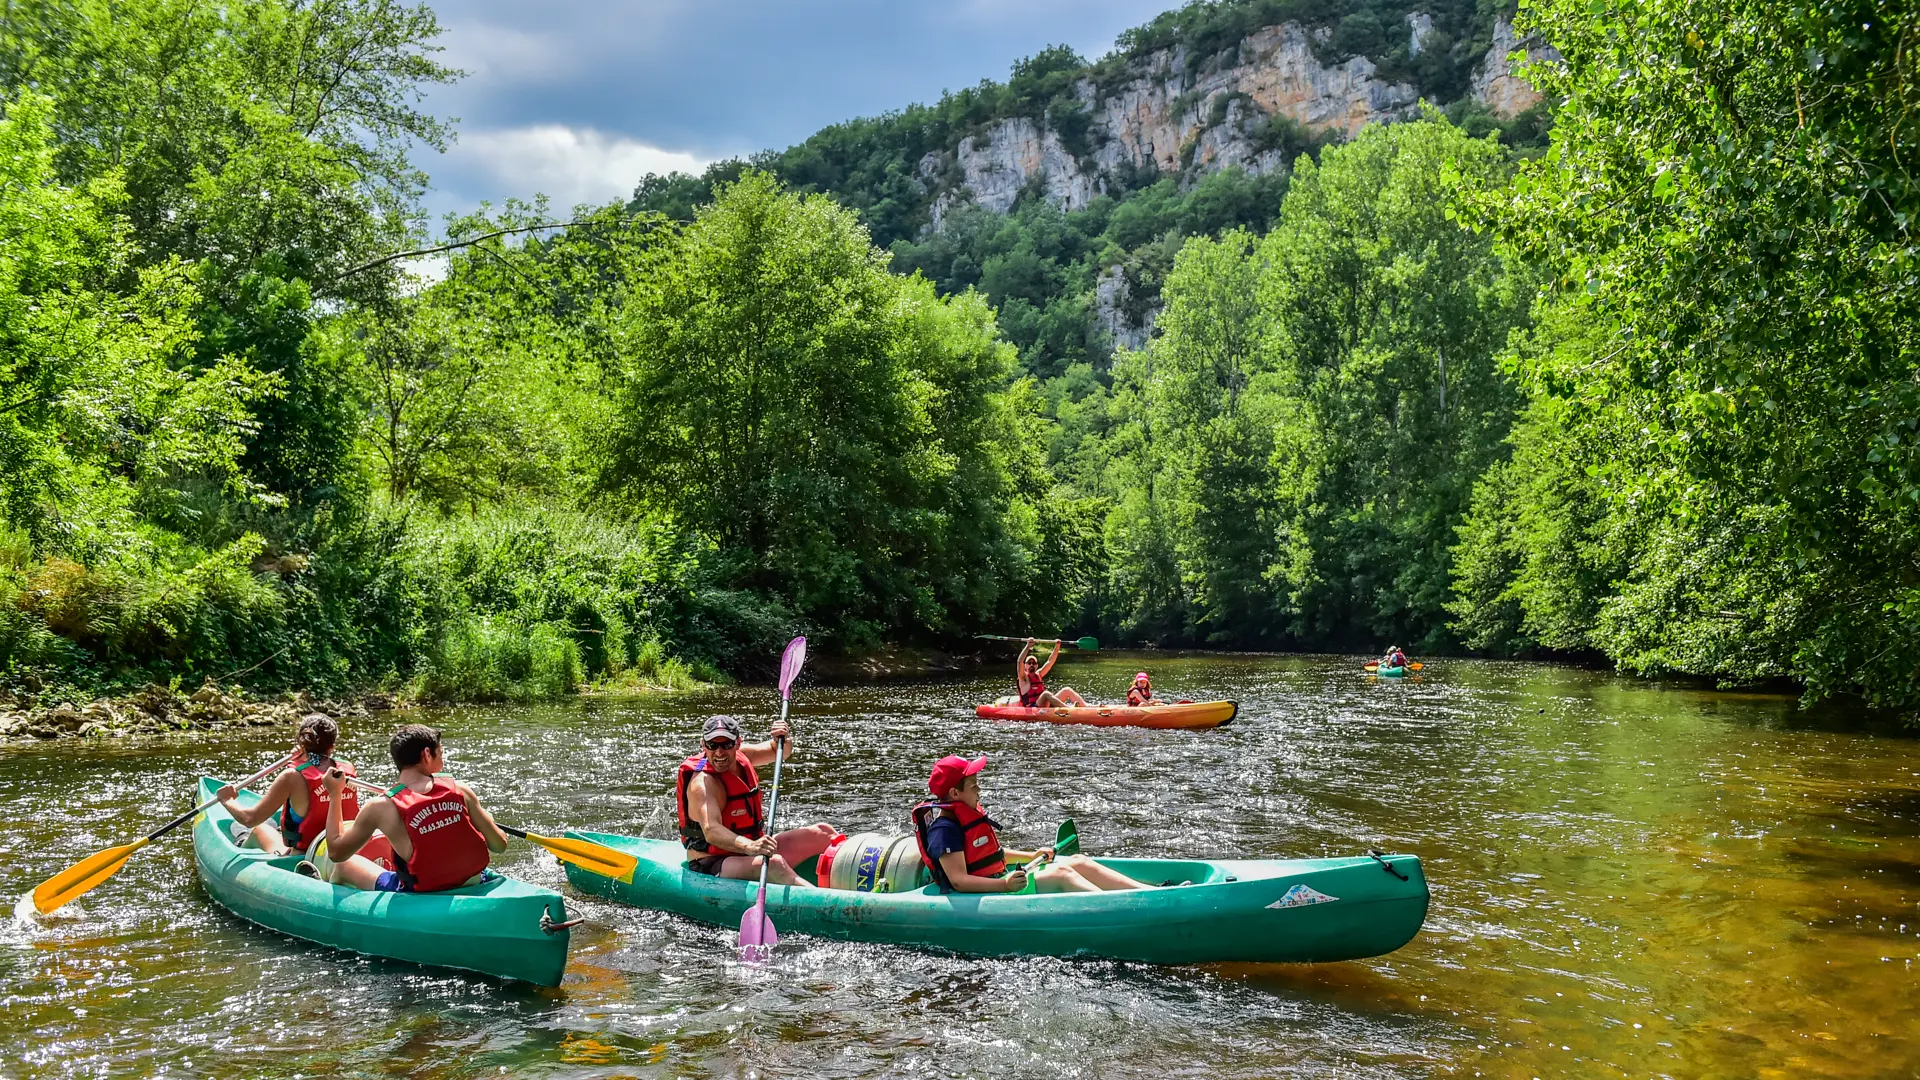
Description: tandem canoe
xmin=562 ymin=831 xmax=1428 ymax=965
xmin=1372 ymin=665 xmax=1409 ymax=677
xmin=975 ymin=698 xmax=1238 ymax=729
xmin=190 ymin=777 xmax=573 ymax=986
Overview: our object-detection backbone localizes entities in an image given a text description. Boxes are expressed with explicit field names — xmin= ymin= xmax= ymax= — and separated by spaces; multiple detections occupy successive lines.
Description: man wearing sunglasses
xmin=674 ymin=715 xmax=838 ymax=885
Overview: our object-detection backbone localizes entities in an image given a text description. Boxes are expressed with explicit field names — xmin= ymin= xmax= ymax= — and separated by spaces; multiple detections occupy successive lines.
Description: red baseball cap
xmin=928 ymin=754 xmax=988 ymax=796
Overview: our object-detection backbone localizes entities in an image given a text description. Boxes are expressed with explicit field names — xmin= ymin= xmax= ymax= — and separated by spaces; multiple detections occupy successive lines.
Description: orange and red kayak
xmin=975 ymin=699 xmax=1237 ymax=730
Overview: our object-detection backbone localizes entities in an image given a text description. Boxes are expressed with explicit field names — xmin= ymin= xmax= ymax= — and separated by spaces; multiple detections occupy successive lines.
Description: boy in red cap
xmin=911 ymin=755 xmax=1151 ymax=894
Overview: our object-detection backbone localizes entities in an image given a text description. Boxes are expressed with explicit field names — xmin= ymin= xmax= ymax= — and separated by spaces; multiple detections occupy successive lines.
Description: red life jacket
xmin=911 ymin=801 xmax=1006 ymax=891
xmin=1126 ymin=682 xmax=1153 ymax=707
xmin=676 ymin=753 xmax=764 ymax=855
xmin=389 ymin=779 xmax=491 ymax=892
xmin=1018 ymin=669 xmax=1046 ymax=707
xmin=280 ymin=756 xmax=358 ymax=851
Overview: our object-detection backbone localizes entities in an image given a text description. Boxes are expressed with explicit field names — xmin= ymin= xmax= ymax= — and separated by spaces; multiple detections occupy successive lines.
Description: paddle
xmin=339 ymin=776 xmax=637 ymax=882
xmin=31 ymin=751 xmax=296 ymax=915
xmin=1013 ymin=819 xmax=1081 ymax=894
xmin=739 ymin=634 xmax=808 ymax=961
xmin=975 ymin=635 xmax=1099 ymax=652
xmin=1363 ymin=661 xmax=1423 ymax=671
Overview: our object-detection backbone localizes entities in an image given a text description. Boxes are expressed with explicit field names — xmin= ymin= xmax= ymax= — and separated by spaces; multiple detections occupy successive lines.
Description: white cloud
xmin=447 ymin=125 xmax=711 ymax=210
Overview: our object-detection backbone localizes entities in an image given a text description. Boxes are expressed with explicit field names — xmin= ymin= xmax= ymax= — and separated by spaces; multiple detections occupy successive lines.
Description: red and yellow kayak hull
xmin=975 ymin=699 xmax=1237 ymax=730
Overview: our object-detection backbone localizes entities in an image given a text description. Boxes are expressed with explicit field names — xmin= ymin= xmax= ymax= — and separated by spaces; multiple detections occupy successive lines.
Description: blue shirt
xmin=923 ymin=815 xmax=966 ymax=864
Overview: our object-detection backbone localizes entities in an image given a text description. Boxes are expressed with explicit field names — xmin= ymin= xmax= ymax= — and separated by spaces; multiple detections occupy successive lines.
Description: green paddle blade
xmin=1073 ymin=637 xmax=1099 ymax=652
xmin=1055 ymin=818 xmax=1080 ymax=856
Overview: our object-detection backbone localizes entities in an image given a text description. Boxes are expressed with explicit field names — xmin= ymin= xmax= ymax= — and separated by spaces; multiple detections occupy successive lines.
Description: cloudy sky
xmin=416 ymin=0 xmax=1176 ymax=223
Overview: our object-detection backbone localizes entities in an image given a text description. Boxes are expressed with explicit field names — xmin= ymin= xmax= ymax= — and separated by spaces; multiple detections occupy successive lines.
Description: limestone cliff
xmin=915 ymin=11 xmax=1555 ymax=338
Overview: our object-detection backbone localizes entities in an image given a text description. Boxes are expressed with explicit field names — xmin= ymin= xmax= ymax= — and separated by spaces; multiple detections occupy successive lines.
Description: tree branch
xmin=330 ymin=220 xmax=606 ymax=280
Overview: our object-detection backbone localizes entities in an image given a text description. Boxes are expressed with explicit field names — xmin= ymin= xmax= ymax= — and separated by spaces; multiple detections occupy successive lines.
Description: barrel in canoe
xmin=562 ymin=831 xmax=1428 ymax=965
xmin=975 ymin=698 xmax=1237 ymax=730
xmin=191 ymin=777 xmax=573 ymax=986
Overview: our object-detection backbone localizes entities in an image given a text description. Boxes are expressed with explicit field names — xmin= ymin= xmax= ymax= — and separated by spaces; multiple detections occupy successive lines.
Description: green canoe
xmin=191 ymin=777 xmax=573 ymax=986
xmin=563 ymin=831 xmax=1428 ymax=965
xmin=1374 ymin=665 xmax=1409 ymax=677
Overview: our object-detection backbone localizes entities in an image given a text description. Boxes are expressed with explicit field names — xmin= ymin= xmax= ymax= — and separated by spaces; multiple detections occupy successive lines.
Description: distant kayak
xmin=563 ymin=830 xmax=1429 ymax=964
xmin=1372 ymin=665 xmax=1409 ymax=677
xmin=976 ymin=699 xmax=1237 ymax=729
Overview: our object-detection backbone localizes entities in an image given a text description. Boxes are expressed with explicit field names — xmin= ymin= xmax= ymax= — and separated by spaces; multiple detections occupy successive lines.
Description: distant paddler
xmin=1017 ymin=638 xmax=1088 ymax=709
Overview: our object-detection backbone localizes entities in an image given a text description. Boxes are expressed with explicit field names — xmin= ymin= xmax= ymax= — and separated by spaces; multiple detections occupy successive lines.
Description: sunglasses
xmin=704 ymin=737 xmax=738 ymax=750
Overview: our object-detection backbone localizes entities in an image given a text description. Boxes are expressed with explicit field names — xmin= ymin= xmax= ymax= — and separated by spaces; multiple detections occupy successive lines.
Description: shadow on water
xmin=1 ymin=655 xmax=1917 ymax=1077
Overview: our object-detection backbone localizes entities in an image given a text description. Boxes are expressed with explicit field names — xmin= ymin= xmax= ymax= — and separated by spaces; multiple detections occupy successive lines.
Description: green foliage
xmin=601 ymin=173 xmax=1055 ymax=645
xmin=1450 ymin=0 xmax=1920 ymax=710
xmin=416 ymin=617 xmax=581 ymax=703
xmin=1099 ymin=116 xmax=1531 ymax=649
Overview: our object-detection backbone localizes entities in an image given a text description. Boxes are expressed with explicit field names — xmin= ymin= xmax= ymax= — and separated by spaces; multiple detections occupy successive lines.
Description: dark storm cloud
xmin=416 ymin=0 xmax=1175 ymax=218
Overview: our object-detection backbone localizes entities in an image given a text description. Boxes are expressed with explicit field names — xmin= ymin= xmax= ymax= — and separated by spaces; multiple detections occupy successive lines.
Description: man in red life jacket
xmin=321 ymin=723 xmax=507 ymax=892
xmin=912 ymin=755 xmax=1152 ymax=894
xmin=677 ymin=715 xmax=837 ymax=885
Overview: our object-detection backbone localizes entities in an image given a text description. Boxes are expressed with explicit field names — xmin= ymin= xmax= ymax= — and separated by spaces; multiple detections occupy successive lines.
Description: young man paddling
xmin=913 ymin=755 xmax=1150 ymax=894
xmin=320 ymin=723 xmax=507 ymax=892
xmin=676 ymin=715 xmax=837 ymax=886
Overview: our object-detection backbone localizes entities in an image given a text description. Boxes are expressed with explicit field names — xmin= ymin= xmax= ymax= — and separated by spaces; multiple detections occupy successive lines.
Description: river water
xmin=1 ymin=654 xmax=1916 ymax=1079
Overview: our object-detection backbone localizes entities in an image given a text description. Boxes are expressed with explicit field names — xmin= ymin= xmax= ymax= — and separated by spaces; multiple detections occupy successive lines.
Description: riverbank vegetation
xmin=1 ymin=0 xmax=1914 ymax=717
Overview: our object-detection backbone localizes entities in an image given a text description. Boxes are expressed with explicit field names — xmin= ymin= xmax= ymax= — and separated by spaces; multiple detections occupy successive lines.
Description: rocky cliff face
xmin=917 ymin=11 xmax=1556 ymax=336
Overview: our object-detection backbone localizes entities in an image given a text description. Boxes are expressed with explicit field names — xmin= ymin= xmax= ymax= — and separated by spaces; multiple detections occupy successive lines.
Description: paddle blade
xmin=1055 ymin=818 xmax=1081 ymax=857
xmin=777 ymin=636 xmax=808 ymax=700
xmin=526 ymin=833 xmax=639 ymax=883
xmin=738 ymin=891 xmax=777 ymax=960
xmin=1364 ymin=662 xmax=1380 ymax=670
xmin=32 ymin=837 xmax=151 ymax=915
xmin=1410 ymin=662 xmax=1424 ymax=670
xmin=1075 ymin=636 xmax=1100 ymax=652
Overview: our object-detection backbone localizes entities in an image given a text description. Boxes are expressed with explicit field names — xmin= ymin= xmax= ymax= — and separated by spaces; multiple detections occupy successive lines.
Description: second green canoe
xmin=563 ymin=831 xmax=1428 ymax=965
xmin=192 ymin=777 xmax=573 ymax=986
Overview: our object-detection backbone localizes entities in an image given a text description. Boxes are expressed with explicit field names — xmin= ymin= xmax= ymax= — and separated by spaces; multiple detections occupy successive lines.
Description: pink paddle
xmin=739 ymin=635 xmax=807 ymax=961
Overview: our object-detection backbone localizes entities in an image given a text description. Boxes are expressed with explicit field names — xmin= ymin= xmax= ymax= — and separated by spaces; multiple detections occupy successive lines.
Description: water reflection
xmin=1 ymin=655 xmax=1915 ymax=1077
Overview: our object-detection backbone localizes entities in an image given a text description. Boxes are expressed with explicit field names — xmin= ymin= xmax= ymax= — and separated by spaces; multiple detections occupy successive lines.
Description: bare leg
xmin=774 ymin=823 xmax=837 ymax=866
xmin=325 ymin=854 xmax=389 ymax=890
xmin=1033 ymin=864 xmax=1101 ymax=893
xmin=248 ymin=823 xmax=291 ymax=855
xmin=717 ymin=853 xmax=812 ymax=887
xmin=1054 ymin=686 xmax=1089 ymax=707
xmin=1056 ymin=854 xmax=1150 ymax=890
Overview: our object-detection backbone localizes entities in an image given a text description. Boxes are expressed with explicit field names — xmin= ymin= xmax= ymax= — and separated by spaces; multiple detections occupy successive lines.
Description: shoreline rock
xmin=0 ymin=684 xmax=395 ymax=743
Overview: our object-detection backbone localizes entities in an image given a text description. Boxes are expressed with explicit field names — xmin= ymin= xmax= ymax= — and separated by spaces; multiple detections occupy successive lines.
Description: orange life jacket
xmin=389 ymin=780 xmax=490 ymax=892
xmin=911 ymin=800 xmax=1006 ymax=891
xmin=280 ymin=756 xmax=358 ymax=851
xmin=676 ymin=753 xmax=764 ymax=855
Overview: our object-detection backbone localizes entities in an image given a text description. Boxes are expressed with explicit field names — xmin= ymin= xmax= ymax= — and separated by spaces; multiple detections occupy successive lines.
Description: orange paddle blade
xmin=526 ymin=832 xmax=637 ymax=882
xmin=1410 ymin=663 xmax=1424 ymax=670
xmin=32 ymin=837 xmax=152 ymax=915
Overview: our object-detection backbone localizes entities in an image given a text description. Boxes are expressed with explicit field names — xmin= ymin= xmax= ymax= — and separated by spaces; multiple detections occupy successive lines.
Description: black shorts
xmin=686 ymin=852 xmax=730 ymax=876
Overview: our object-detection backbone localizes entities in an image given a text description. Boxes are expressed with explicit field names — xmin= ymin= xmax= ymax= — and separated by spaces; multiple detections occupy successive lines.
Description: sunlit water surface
xmin=1 ymin=655 xmax=1916 ymax=1078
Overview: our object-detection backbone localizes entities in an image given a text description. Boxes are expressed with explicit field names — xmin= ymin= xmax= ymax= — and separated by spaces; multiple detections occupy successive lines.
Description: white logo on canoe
xmin=1268 ymin=884 xmax=1338 ymax=909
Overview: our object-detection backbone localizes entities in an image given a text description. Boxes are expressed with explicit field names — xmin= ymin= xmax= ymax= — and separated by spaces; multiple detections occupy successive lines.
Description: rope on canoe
xmin=1367 ymin=849 xmax=1410 ymax=881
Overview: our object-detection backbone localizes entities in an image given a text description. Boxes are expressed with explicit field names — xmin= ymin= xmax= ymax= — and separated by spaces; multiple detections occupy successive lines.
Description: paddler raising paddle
xmin=676 ymin=715 xmax=837 ymax=886
xmin=1017 ymin=638 xmax=1088 ymax=708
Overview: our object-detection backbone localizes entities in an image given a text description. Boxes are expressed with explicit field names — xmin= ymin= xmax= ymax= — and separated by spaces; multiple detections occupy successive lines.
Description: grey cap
xmin=701 ymin=715 xmax=744 ymax=744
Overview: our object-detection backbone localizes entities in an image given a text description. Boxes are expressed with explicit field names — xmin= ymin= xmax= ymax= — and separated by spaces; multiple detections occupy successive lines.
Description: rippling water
xmin=2 ymin=655 xmax=1916 ymax=1078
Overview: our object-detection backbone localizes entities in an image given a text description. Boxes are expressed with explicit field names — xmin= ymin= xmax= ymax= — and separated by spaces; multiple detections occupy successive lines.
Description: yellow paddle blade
xmin=32 ymin=837 xmax=152 ymax=915
xmin=526 ymin=833 xmax=637 ymax=883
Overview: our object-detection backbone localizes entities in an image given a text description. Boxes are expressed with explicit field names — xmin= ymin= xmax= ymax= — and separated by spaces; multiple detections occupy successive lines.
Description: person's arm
xmin=689 ymin=774 xmax=776 ymax=856
xmin=939 ymin=850 xmax=1028 ymax=893
xmin=323 ymin=773 xmax=392 ymax=860
xmin=742 ymin=718 xmax=793 ymax=768
xmin=218 ymin=771 xmax=299 ymax=829
xmin=1037 ymin=640 xmax=1060 ymax=678
xmin=1002 ymin=845 xmax=1055 ymax=866
xmin=1017 ymin=641 xmax=1035 ymax=691
xmin=455 ymin=780 xmax=509 ymax=854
